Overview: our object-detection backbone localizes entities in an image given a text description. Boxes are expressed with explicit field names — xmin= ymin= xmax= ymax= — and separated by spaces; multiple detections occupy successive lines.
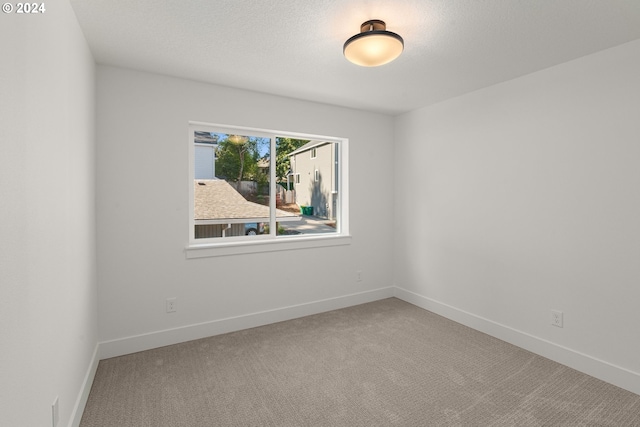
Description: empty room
xmin=2 ymin=1 xmax=640 ymax=426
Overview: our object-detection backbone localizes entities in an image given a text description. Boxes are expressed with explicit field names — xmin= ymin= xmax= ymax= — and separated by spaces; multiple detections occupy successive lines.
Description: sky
xmin=209 ymin=132 xmax=270 ymax=158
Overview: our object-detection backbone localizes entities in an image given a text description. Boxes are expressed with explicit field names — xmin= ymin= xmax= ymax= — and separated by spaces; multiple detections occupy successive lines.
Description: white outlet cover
xmin=551 ymin=310 xmax=563 ymax=328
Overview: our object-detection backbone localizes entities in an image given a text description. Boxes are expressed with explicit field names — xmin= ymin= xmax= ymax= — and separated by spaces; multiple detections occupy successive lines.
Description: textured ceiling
xmin=70 ymin=0 xmax=640 ymax=115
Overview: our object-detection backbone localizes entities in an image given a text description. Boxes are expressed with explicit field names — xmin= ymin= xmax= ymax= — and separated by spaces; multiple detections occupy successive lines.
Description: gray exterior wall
xmin=195 ymin=223 xmax=245 ymax=238
xmin=291 ymin=142 xmax=337 ymax=219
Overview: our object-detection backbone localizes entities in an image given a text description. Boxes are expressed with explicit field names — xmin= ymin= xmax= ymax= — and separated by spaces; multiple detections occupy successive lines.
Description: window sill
xmin=185 ymin=234 xmax=351 ymax=259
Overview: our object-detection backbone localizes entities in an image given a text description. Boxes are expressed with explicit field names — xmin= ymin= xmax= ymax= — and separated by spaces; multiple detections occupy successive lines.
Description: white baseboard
xmin=394 ymin=286 xmax=640 ymax=396
xmin=74 ymin=285 xmax=639 ymax=426
xmin=99 ymin=287 xmax=395 ymax=360
xmin=68 ymin=343 xmax=100 ymax=427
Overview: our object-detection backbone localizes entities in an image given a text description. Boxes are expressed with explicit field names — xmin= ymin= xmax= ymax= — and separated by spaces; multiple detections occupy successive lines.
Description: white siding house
xmin=194 ymin=131 xmax=218 ymax=179
xmin=288 ymin=140 xmax=338 ymax=219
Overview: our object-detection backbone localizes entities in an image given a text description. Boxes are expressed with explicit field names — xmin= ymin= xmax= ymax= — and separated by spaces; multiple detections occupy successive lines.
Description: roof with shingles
xmin=194 ymin=179 xmax=297 ymax=221
xmin=194 ymin=131 xmax=218 ymax=144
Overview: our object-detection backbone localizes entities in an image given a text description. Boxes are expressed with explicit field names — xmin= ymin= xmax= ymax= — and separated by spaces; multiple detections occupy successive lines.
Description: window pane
xmin=277 ymin=138 xmax=338 ymax=236
xmin=194 ymin=132 xmax=272 ymax=239
xmin=190 ymin=127 xmax=343 ymax=244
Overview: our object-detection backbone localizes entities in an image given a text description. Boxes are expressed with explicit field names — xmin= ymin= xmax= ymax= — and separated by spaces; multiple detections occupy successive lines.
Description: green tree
xmin=275 ymin=137 xmax=308 ymax=183
xmin=215 ymin=136 xmax=260 ymax=182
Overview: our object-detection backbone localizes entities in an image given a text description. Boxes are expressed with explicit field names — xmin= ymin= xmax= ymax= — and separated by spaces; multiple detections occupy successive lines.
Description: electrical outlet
xmin=551 ymin=310 xmax=563 ymax=328
xmin=52 ymin=396 xmax=59 ymax=427
xmin=166 ymin=298 xmax=177 ymax=313
xmin=357 ymin=270 xmax=362 ymax=282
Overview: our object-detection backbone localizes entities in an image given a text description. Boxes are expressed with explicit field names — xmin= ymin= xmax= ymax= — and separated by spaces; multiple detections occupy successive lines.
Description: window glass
xmin=194 ymin=132 xmax=271 ymax=239
xmin=280 ymin=139 xmax=339 ymax=233
xmin=190 ymin=125 xmax=344 ymax=244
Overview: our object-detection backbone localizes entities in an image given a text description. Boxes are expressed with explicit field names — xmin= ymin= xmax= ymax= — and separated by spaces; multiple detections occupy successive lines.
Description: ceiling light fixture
xmin=343 ymin=20 xmax=404 ymax=67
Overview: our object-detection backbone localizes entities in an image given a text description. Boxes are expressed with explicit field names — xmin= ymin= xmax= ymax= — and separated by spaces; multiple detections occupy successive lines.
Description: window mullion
xmin=270 ymin=135 xmax=276 ymax=236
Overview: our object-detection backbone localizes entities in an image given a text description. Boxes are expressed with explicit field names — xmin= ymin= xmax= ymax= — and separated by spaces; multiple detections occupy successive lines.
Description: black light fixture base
xmin=360 ymin=20 xmax=387 ymax=32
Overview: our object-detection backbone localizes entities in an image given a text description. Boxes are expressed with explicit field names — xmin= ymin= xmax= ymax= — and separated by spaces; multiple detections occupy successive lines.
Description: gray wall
xmin=292 ymin=143 xmax=336 ymax=218
xmin=0 ymin=1 xmax=98 ymax=425
xmin=96 ymin=66 xmax=395 ymax=347
xmin=394 ymin=39 xmax=640 ymax=392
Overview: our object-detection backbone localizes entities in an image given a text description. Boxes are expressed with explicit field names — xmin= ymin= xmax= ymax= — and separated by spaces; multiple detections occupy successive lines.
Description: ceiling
xmin=70 ymin=0 xmax=640 ymax=116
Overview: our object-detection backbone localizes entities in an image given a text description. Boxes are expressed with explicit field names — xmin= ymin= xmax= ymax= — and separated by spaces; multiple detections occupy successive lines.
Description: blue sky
xmin=209 ymin=132 xmax=270 ymax=158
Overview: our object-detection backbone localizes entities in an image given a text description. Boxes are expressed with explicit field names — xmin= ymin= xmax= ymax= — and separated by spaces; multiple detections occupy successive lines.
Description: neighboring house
xmin=257 ymin=158 xmax=269 ymax=178
xmin=256 ymin=157 xmax=290 ymax=206
xmin=194 ymin=131 xmax=218 ymax=179
xmin=194 ymin=179 xmax=299 ymax=238
xmin=288 ymin=140 xmax=338 ymax=219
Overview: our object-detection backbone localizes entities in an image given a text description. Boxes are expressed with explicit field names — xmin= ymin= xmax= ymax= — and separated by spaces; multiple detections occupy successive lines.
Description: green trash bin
xmin=300 ymin=206 xmax=314 ymax=215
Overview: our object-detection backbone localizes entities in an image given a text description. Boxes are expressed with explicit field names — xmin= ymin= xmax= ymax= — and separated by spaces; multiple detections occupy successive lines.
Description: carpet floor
xmin=80 ymin=298 xmax=640 ymax=426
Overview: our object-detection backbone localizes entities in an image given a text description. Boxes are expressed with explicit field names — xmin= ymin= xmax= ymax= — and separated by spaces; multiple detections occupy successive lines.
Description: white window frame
xmin=314 ymin=169 xmax=319 ymax=182
xmin=311 ymin=147 xmax=317 ymax=159
xmin=187 ymin=121 xmax=350 ymax=258
xmin=295 ymin=173 xmax=300 ymax=185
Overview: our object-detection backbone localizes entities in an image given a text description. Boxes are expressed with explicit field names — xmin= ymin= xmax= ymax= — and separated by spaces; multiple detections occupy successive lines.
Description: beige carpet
xmin=80 ymin=298 xmax=640 ymax=426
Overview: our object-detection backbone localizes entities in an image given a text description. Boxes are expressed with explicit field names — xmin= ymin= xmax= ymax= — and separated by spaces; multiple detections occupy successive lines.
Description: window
xmin=188 ymin=122 xmax=349 ymax=256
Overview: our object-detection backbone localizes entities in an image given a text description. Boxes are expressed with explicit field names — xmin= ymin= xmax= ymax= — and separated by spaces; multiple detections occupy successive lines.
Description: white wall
xmin=0 ymin=1 xmax=98 ymax=426
xmin=394 ymin=39 xmax=640 ymax=393
xmin=96 ymin=66 xmax=394 ymax=351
